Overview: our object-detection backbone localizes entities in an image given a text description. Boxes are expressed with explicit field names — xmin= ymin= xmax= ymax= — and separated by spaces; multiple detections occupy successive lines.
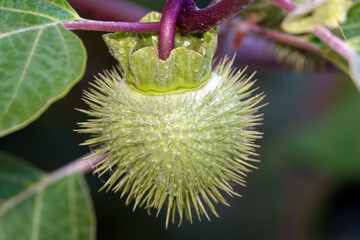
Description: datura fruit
xmin=78 ymin=12 xmax=264 ymax=228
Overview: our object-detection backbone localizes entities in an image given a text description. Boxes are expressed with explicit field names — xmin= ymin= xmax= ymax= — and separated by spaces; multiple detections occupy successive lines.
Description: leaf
xmin=340 ymin=2 xmax=360 ymax=89
xmin=281 ymin=0 xmax=352 ymax=34
xmin=0 ymin=151 xmax=95 ymax=240
xmin=340 ymin=1 xmax=360 ymax=39
xmin=0 ymin=0 xmax=87 ymax=137
xmin=349 ymin=40 xmax=360 ymax=89
xmin=240 ymin=0 xmax=287 ymax=30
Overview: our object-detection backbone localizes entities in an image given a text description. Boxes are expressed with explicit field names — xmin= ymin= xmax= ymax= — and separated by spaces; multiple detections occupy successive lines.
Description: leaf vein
xmin=0 ymin=6 xmax=58 ymax=21
xmin=0 ymin=22 xmax=58 ymax=40
xmin=68 ymin=175 xmax=79 ymax=240
xmin=55 ymin=25 xmax=72 ymax=72
xmin=0 ymin=216 xmax=4 ymax=239
xmin=31 ymin=190 xmax=44 ymax=240
xmin=0 ymin=28 xmax=43 ymax=122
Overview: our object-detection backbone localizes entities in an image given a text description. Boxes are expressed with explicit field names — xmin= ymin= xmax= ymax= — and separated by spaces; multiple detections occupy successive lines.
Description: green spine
xmin=78 ymin=59 xmax=264 ymax=228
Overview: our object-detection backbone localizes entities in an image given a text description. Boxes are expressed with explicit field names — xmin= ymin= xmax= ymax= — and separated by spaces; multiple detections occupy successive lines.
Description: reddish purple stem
xmin=63 ymin=0 xmax=254 ymax=57
xmin=266 ymin=0 xmax=296 ymax=11
xmin=63 ymin=20 xmax=159 ymax=33
xmin=177 ymin=0 xmax=253 ymax=32
xmin=63 ymin=0 xmax=252 ymax=33
xmin=313 ymin=27 xmax=352 ymax=61
xmin=248 ymin=24 xmax=322 ymax=56
xmin=158 ymin=0 xmax=184 ymax=60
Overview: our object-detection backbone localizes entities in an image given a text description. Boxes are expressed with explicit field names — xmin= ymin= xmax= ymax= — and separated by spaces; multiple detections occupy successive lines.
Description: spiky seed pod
xmin=78 ymin=59 xmax=265 ymax=228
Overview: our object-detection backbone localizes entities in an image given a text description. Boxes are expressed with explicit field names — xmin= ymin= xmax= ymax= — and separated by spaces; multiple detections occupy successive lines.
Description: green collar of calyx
xmin=103 ymin=12 xmax=217 ymax=94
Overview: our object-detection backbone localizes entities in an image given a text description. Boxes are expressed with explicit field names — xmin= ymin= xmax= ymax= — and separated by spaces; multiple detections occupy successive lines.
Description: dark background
xmin=1 ymin=0 xmax=359 ymax=239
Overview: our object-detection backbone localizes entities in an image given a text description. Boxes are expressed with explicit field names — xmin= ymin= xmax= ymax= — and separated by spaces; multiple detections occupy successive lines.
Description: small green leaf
xmin=340 ymin=1 xmax=360 ymax=39
xmin=282 ymin=0 xmax=352 ymax=34
xmin=0 ymin=152 xmax=95 ymax=240
xmin=0 ymin=0 xmax=87 ymax=137
xmin=340 ymin=2 xmax=360 ymax=89
xmin=240 ymin=0 xmax=288 ymax=30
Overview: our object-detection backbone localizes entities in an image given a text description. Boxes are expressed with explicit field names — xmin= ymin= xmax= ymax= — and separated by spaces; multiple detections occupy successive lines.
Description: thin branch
xmin=63 ymin=0 xmax=253 ymax=33
xmin=63 ymin=19 xmax=160 ymax=33
xmin=231 ymin=18 xmax=322 ymax=56
xmin=159 ymin=0 xmax=184 ymax=60
xmin=313 ymin=26 xmax=352 ymax=61
xmin=266 ymin=0 xmax=296 ymax=11
xmin=50 ymin=152 xmax=108 ymax=177
xmin=177 ymin=0 xmax=253 ymax=32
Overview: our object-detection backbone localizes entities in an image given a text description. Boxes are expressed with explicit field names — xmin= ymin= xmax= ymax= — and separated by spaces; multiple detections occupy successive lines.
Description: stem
xmin=51 ymin=152 xmax=108 ymax=176
xmin=252 ymin=27 xmax=321 ymax=55
xmin=158 ymin=0 xmax=184 ymax=60
xmin=63 ymin=19 xmax=160 ymax=33
xmin=313 ymin=26 xmax=352 ymax=61
xmin=177 ymin=0 xmax=253 ymax=32
xmin=232 ymin=20 xmax=322 ymax=56
xmin=265 ymin=0 xmax=352 ymax=61
xmin=63 ymin=0 xmax=253 ymax=33
xmin=266 ymin=0 xmax=296 ymax=11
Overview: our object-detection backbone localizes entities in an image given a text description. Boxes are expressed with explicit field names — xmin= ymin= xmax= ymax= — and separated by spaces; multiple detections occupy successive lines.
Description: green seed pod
xmin=78 ymin=58 xmax=264 ymax=228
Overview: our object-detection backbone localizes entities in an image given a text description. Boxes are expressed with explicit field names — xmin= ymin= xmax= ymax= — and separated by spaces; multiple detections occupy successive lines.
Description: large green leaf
xmin=0 ymin=151 xmax=95 ymax=240
xmin=0 ymin=0 xmax=86 ymax=137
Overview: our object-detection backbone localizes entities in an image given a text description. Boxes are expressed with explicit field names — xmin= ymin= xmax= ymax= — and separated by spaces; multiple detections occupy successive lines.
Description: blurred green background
xmin=1 ymin=0 xmax=359 ymax=239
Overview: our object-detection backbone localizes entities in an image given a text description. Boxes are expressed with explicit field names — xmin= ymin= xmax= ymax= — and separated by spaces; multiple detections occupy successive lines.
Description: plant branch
xmin=266 ymin=0 xmax=296 ymax=11
xmin=63 ymin=19 xmax=160 ymax=33
xmin=177 ymin=0 xmax=253 ymax=32
xmin=159 ymin=0 xmax=184 ymax=60
xmin=51 ymin=152 xmax=108 ymax=177
xmin=231 ymin=18 xmax=322 ymax=56
xmin=313 ymin=26 xmax=352 ymax=61
xmin=63 ymin=0 xmax=253 ymax=33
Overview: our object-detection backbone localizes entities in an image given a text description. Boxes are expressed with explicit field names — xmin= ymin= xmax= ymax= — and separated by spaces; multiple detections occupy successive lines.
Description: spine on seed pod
xmin=77 ymin=12 xmax=265 ymax=228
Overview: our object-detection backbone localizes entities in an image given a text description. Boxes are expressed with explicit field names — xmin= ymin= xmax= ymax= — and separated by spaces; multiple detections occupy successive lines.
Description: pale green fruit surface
xmin=78 ymin=59 xmax=264 ymax=227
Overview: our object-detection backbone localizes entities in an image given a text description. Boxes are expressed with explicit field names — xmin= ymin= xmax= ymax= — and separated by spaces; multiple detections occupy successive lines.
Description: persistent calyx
xmin=103 ymin=12 xmax=217 ymax=93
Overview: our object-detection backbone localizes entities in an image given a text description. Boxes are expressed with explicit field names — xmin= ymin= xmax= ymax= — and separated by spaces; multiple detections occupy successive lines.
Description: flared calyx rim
xmin=103 ymin=12 xmax=217 ymax=94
